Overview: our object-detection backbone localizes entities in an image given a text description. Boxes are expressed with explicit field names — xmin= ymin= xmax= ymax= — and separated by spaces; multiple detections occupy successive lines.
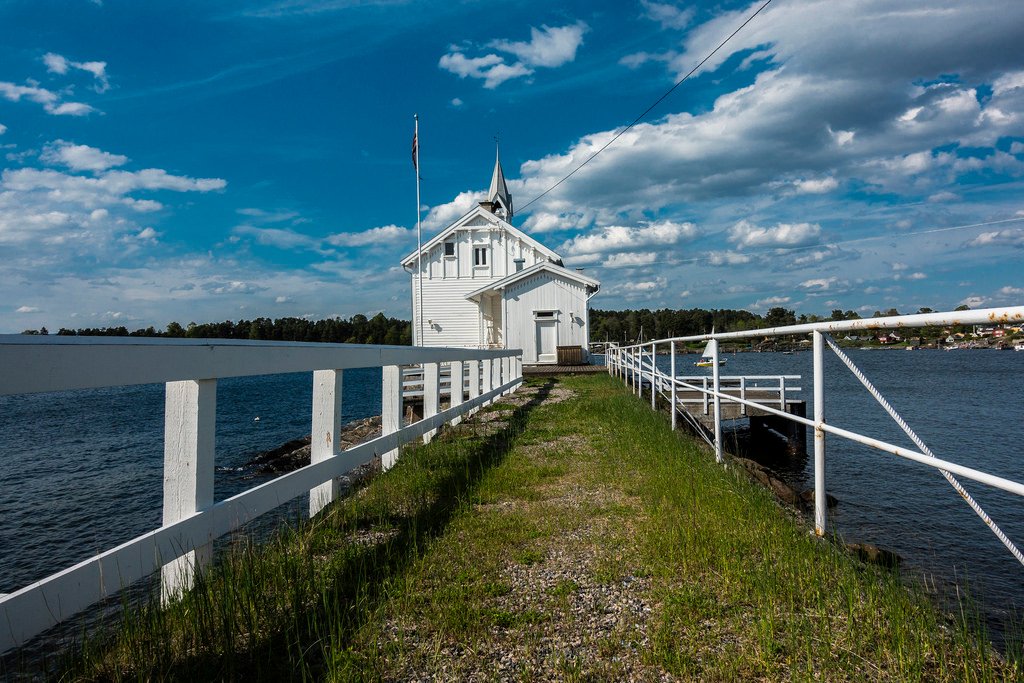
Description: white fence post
xmin=670 ymin=342 xmax=677 ymax=430
xmin=702 ymin=376 xmax=709 ymax=415
xmin=492 ymin=355 xmax=502 ymax=394
xmin=650 ymin=342 xmax=656 ymax=409
xmin=468 ymin=359 xmax=481 ymax=414
xmin=381 ymin=365 xmax=402 ymax=471
xmin=813 ymin=331 xmax=827 ymax=536
xmin=310 ymin=369 xmax=343 ymax=517
xmin=423 ymin=362 xmax=440 ymax=443
xmin=711 ymin=339 xmax=723 ymax=465
xmin=450 ymin=360 xmax=464 ymax=426
xmin=161 ymin=379 xmax=216 ymax=603
xmin=779 ymin=375 xmax=787 ymax=411
xmin=482 ymin=358 xmax=493 ymax=403
xmin=740 ymin=377 xmax=747 ymax=417
xmin=502 ymin=356 xmax=512 ymax=395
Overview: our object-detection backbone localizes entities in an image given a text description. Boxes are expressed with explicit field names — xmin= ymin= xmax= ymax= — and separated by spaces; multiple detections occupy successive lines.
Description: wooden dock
xmin=521 ymin=363 xmax=607 ymax=376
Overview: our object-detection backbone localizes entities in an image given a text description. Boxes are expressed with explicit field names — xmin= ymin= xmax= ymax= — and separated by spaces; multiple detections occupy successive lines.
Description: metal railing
xmin=606 ymin=306 xmax=1024 ymax=567
xmin=0 ymin=336 xmax=523 ymax=653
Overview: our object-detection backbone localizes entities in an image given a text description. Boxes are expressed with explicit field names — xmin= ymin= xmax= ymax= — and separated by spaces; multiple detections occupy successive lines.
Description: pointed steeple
xmin=487 ymin=144 xmax=513 ymax=220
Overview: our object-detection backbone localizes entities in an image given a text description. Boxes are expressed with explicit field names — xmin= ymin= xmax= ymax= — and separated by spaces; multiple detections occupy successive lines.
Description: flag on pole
xmin=411 ymin=131 xmax=418 ymax=170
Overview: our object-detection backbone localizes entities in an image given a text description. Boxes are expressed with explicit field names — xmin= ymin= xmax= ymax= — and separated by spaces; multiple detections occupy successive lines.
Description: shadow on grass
xmin=62 ymin=379 xmax=556 ymax=682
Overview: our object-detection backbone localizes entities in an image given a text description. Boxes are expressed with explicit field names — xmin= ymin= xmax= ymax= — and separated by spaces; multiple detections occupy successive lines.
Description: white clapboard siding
xmin=504 ymin=270 xmax=591 ymax=363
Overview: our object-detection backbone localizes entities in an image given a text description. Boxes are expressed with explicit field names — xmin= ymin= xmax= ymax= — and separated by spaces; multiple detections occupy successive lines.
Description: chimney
xmin=514 ymin=258 xmax=525 ymax=272
xmin=479 ymin=200 xmax=496 ymax=214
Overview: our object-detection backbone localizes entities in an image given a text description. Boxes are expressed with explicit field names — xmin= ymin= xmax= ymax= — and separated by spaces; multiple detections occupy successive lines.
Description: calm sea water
xmin=645 ymin=348 xmax=1024 ymax=632
xmin=1 ymin=351 xmax=1022 ymax=648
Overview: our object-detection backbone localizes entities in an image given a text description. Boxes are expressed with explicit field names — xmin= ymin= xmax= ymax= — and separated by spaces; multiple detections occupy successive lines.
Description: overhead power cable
xmin=517 ymin=0 xmax=775 ymax=214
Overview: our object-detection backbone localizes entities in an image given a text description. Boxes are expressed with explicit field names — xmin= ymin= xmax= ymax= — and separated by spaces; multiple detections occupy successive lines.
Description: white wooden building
xmin=400 ymin=153 xmax=600 ymax=364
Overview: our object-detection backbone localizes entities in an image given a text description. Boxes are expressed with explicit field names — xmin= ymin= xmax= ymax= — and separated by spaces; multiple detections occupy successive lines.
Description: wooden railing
xmin=0 ymin=337 xmax=523 ymax=653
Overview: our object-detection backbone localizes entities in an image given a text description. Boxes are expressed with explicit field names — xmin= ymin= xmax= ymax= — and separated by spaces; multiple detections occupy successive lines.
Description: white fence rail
xmin=606 ymin=306 xmax=1024 ymax=566
xmin=0 ymin=337 xmax=523 ymax=654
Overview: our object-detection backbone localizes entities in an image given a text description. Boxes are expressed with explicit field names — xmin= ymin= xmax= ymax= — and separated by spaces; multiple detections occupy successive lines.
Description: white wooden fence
xmin=606 ymin=306 xmax=1024 ymax=568
xmin=0 ymin=337 xmax=523 ymax=654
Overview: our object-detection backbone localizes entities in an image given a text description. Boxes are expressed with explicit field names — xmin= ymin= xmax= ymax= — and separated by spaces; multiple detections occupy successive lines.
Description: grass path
xmin=66 ymin=374 xmax=1016 ymax=681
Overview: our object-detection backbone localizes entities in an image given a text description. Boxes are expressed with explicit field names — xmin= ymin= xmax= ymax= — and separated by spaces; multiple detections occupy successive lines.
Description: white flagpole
xmin=414 ymin=114 xmax=423 ymax=346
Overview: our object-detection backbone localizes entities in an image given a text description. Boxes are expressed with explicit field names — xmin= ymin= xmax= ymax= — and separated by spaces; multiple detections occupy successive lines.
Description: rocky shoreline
xmin=245 ymin=415 xmax=384 ymax=483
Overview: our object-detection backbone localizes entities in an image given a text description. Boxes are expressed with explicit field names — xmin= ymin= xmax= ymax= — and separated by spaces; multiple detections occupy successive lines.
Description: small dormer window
xmin=444 ymin=240 xmax=456 ymax=258
xmin=473 ymin=246 xmax=488 ymax=267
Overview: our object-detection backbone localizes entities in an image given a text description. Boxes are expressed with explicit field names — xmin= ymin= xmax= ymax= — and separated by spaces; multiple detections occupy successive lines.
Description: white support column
xmin=492 ymin=355 xmax=502 ymax=394
xmin=481 ymin=356 xmax=493 ymax=403
xmin=740 ymin=377 xmax=747 ymax=417
xmin=423 ymin=362 xmax=440 ymax=443
xmin=702 ymin=376 xmax=709 ymax=415
xmin=450 ymin=360 xmax=464 ymax=426
xmin=650 ymin=342 xmax=656 ymax=410
xmin=515 ymin=355 xmax=522 ymax=384
xmin=161 ymin=379 xmax=216 ymax=603
xmin=501 ymin=356 xmax=511 ymax=394
xmin=813 ymin=331 xmax=827 ymax=537
xmin=711 ymin=339 xmax=723 ymax=464
xmin=779 ymin=376 xmax=787 ymax=411
xmin=382 ymin=365 xmax=402 ymax=471
xmin=670 ymin=342 xmax=677 ymax=430
xmin=310 ymin=369 xmax=343 ymax=517
xmin=468 ymin=359 xmax=481 ymax=414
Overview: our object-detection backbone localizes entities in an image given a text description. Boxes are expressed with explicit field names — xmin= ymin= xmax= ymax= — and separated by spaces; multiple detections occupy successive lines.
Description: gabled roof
xmin=399 ymin=204 xmax=560 ymax=267
xmin=465 ymin=261 xmax=600 ymax=302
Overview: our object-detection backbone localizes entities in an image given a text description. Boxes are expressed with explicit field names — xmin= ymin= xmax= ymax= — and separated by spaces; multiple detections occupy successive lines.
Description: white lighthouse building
xmin=400 ymin=152 xmax=600 ymax=364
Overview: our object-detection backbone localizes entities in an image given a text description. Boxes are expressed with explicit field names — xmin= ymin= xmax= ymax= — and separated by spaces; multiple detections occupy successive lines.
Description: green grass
xmin=55 ymin=374 xmax=1019 ymax=681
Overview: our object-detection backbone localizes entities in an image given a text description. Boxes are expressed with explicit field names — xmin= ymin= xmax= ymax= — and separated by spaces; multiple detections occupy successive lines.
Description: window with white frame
xmin=443 ymin=240 xmax=456 ymax=257
xmin=473 ymin=245 xmax=488 ymax=267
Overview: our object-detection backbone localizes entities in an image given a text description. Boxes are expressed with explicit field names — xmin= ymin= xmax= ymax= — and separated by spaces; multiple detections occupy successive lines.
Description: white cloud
xmin=135 ymin=227 xmax=159 ymax=241
xmin=489 ymin=22 xmax=587 ymax=68
xmin=0 ymin=81 xmax=94 ymax=116
xmin=998 ymin=286 xmax=1024 ymax=296
xmin=275 ymin=295 xmax=292 ymax=303
xmin=450 ymin=97 xmax=463 ymax=107
xmin=440 ymin=22 xmax=586 ymax=89
xmin=800 ymin=277 xmax=837 ymax=290
xmin=41 ymin=140 xmax=128 ymax=172
xmin=328 ymin=224 xmax=411 ymax=247
xmin=16 ymin=305 xmax=39 ymax=313
xmin=0 ymin=124 xmax=6 ymax=135
xmin=640 ymin=1 xmax=694 ymax=30
xmin=233 ymin=225 xmax=316 ymax=249
xmin=707 ymin=250 xmax=752 ymax=266
xmin=927 ymin=190 xmax=959 ymax=203
xmin=966 ymin=228 xmax=1024 ymax=248
xmin=727 ymin=220 xmax=821 ymax=249
xmin=959 ymin=295 xmax=988 ymax=309
xmin=43 ymin=52 xmax=110 ymax=92
xmin=560 ymin=220 xmax=698 ymax=257
xmin=752 ymin=296 xmax=791 ymax=310
xmin=603 ymin=251 xmax=657 ymax=268
xmin=793 ymin=177 xmax=838 ymax=194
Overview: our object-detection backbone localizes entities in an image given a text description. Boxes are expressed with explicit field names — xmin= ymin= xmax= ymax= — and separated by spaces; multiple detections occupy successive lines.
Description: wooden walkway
xmin=521 ymin=364 xmax=607 ymax=376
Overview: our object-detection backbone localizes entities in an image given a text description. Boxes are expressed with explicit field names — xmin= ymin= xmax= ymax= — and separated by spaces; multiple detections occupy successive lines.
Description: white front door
xmin=536 ymin=320 xmax=557 ymax=363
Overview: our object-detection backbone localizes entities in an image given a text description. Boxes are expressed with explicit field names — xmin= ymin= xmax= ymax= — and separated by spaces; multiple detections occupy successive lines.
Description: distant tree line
xmin=22 ymin=313 xmax=413 ymax=346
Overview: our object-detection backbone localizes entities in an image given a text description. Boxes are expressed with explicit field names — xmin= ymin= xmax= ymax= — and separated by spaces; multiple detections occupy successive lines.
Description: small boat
xmin=694 ymin=340 xmax=727 ymax=367
xmin=1015 ymin=343 xmax=1024 ymax=352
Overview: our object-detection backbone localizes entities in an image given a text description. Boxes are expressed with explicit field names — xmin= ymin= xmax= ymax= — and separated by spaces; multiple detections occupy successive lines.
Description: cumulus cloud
xmin=966 ymin=228 xmax=1024 ymax=248
xmin=793 ymin=177 xmax=838 ymax=194
xmin=16 ymin=305 xmax=39 ymax=313
xmin=800 ymin=277 xmax=837 ymax=290
xmin=707 ymin=250 xmax=752 ymax=266
xmin=43 ymin=52 xmax=110 ymax=92
xmin=752 ymin=296 xmax=791 ymax=310
xmin=998 ymin=285 xmax=1024 ymax=296
xmin=0 ymin=81 xmax=94 ymax=116
xmin=489 ymin=22 xmax=588 ymax=68
xmin=439 ymin=22 xmax=587 ymax=89
xmin=233 ymin=225 xmax=316 ymax=249
xmin=603 ymin=251 xmax=658 ymax=268
xmin=41 ymin=140 xmax=128 ymax=172
xmin=559 ymin=220 xmax=699 ymax=257
xmin=328 ymin=224 xmax=412 ymax=247
xmin=727 ymin=220 xmax=821 ymax=249
xmin=640 ymin=0 xmax=695 ymax=30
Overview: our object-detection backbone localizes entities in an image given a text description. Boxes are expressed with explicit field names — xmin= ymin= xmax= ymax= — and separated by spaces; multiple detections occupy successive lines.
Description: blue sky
xmin=1 ymin=0 xmax=1023 ymax=332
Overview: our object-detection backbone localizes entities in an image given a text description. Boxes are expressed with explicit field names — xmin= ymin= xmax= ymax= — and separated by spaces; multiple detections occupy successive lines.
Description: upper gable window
xmin=473 ymin=246 xmax=488 ymax=267
xmin=443 ymin=240 xmax=456 ymax=258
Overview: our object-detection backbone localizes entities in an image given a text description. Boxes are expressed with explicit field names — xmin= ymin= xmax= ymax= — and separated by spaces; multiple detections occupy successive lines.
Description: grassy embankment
xmin=61 ymin=373 xmax=1018 ymax=681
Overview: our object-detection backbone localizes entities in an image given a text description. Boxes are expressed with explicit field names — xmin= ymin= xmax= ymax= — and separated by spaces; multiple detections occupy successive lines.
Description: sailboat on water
xmin=694 ymin=339 xmax=727 ymax=367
